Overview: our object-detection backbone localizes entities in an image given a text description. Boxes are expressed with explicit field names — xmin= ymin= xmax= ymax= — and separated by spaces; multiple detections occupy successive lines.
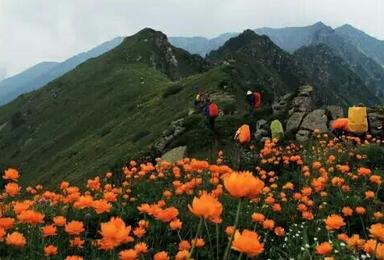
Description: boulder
xmin=326 ymin=105 xmax=344 ymax=120
xmin=254 ymin=129 xmax=269 ymax=142
xmin=272 ymin=93 xmax=294 ymax=115
xmin=161 ymin=146 xmax=187 ymax=163
xmin=286 ymin=112 xmax=306 ymax=134
xmin=368 ymin=111 xmax=384 ymax=136
xmin=255 ymin=119 xmax=268 ymax=131
xmin=291 ymin=96 xmax=313 ymax=113
xmin=300 ymin=109 xmax=329 ymax=133
xmin=298 ymin=85 xmax=314 ymax=96
xmin=296 ymin=129 xmax=311 ymax=142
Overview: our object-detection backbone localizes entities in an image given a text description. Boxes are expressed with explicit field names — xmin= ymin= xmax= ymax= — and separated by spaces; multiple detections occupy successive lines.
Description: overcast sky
xmin=1 ymin=0 xmax=383 ymax=79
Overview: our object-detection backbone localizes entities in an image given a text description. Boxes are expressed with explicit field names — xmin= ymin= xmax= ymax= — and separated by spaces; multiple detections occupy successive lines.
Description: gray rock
xmin=291 ymin=96 xmax=313 ymax=113
xmin=255 ymin=119 xmax=268 ymax=131
xmin=296 ymin=129 xmax=311 ymax=142
xmin=368 ymin=111 xmax=384 ymax=136
xmin=161 ymin=146 xmax=187 ymax=163
xmin=298 ymin=85 xmax=314 ymax=96
xmin=326 ymin=105 xmax=344 ymax=120
xmin=254 ymin=129 xmax=269 ymax=142
xmin=301 ymin=109 xmax=329 ymax=133
xmin=286 ymin=112 xmax=306 ymax=134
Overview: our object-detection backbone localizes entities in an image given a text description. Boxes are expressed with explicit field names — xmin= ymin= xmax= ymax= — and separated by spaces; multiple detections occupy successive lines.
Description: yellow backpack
xmin=348 ymin=107 xmax=368 ymax=134
xmin=270 ymin=120 xmax=284 ymax=140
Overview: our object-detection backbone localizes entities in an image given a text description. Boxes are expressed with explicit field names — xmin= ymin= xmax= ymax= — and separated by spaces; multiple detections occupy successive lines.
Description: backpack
xmin=208 ymin=103 xmax=219 ymax=118
xmin=270 ymin=120 xmax=284 ymax=140
xmin=235 ymin=124 xmax=251 ymax=144
xmin=331 ymin=118 xmax=349 ymax=131
xmin=348 ymin=107 xmax=368 ymax=134
xmin=253 ymin=92 xmax=261 ymax=109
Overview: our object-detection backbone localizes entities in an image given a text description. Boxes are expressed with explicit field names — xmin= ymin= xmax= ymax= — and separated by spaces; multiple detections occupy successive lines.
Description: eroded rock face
xmin=154 ymin=119 xmax=185 ymax=152
xmin=368 ymin=110 xmax=384 ymax=136
xmin=301 ymin=109 xmax=329 ymax=133
xmin=286 ymin=112 xmax=306 ymax=134
xmin=326 ymin=105 xmax=344 ymax=120
xmin=296 ymin=129 xmax=311 ymax=142
xmin=161 ymin=146 xmax=187 ymax=163
xmin=272 ymin=93 xmax=295 ymax=115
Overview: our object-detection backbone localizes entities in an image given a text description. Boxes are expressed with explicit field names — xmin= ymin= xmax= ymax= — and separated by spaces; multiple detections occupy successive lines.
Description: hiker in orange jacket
xmin=204 ymin=99 xmax=219 ymax=130
xmin=246 ymin=90 xmax=261 ymax=116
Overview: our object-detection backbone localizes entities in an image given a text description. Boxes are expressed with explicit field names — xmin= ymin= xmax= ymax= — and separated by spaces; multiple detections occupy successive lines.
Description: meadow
xmin=0 ymin=131 xmax=383 ymax=259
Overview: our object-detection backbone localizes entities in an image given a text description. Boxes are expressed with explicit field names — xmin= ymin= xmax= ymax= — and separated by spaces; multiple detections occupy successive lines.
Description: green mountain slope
xmin=294 ymin=44 xmax=380 ymax=106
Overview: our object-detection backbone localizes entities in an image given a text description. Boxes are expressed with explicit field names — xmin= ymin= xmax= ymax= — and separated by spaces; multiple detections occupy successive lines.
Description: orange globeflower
xmin=369 ymin=223 xmax=384 ymax=242
xmin=262 ymin=219 xmax=275 ymax=230
xmin=347 ymin=234 xmax=365 ymax=251
xmin=98 ymin=217 xmax=133 ymax=250
xmin=316 ymin=242 xmax=332 ymax=255
xmin=178 ymin=240 xmax=191 ymax=251
xmin=223 ymin=171 xmax=264 ymax=199
xmin=70 ymin=237 xmax=85 ymax=248
xmin=0 ymin=217 xmax=15 ymax=230
xmin=134 ymin=242 xmax=148 ymax=254
xmin=3 ymin=168 xmax=20 ymax=181
xmin=324 ymin=214 xmax=346 ymax=231
xmin=357 ymin=167 xmax=371 ymax=176
xmin=5 ymin=182 xmax=21 ymax=196
xmin=153 ymin=251 xmax=169 ymax=260
xmin=53 ymin=216 xmax=66 ymax=226
xmin=169 ymin=219 xmax=182 ymax=230
xmin=13 ymin=200 xmax=34 ymax=214
xmin=119 ymin=249 xmax=138 ymax=260
xmin=192 ymin=238 xmax=205 ymax=248
xmin=175 ymin=250 xmax=189 ymax=260
xmin=342 ymin=207 xmax=353 ymax=217
xmin=274 ymin=227 xmax=285 ymax=237
xmin=17 ymin=210 xmax=45 ymax=225
xmin=154 ymin=207 xmax=179 ymax=223
xmin=73 ymin=195 xmax=94 ymax=209
xmin=65 ymin=221 xmax=85 ymax=236
xmin=251 ymin=213 xmax=265 ymax=223
xmin=188 ymin=192 xmax=223 ymax=223
xmin=65 ymin=256 xmax=84 ymax=260
xmin=231 ymin=230 xmax=264 ymax=257
xmin=92 ymin=199 xmax=112 ymax=214
xmin=355 ymin=207 xmax=366 ymax=215
xmin=42 ymin=224 xmax=57 ymax=237
xmin=44 ymin=245 xmax=58 ymax=256
xmin=5 ymin=231 xmax=26 ymax=247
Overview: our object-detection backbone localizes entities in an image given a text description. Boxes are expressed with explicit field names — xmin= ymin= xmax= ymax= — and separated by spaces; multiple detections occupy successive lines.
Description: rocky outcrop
xmin=326 ymin=105 xmax=344 ymax=120
xmin=296 ymin=129 xmax=311 ymax=142
xmin=286 ymin=112 xmax=305 ymax=134
xmin=272 ymin=93 xmax=295 ymax=115
xmin=154 ymin=119 xmax=185 ymax=152
xmin=368 ymin=109 xmax=384 ymax=136
xmin=254 ymin=119 xmax=269 ymax=141
xmin=161 ymin=146 xmax=187 ymax=163
xmin=300 ymin=109 xmax=329 ymax=133
xmin=289 ymin=85 xmax=314 ymax=115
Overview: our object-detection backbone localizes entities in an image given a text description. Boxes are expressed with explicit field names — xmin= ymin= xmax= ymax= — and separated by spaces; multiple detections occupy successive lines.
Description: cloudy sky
xmin=1 ymin=0 xmax=383 ymax=79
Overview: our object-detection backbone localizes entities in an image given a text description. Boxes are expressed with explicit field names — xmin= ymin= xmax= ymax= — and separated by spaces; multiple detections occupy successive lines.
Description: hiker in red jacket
xmin=246 ymin=90 xmax=261 ymax=116
xmin=204 ymin=99 xmax=219 ymax=130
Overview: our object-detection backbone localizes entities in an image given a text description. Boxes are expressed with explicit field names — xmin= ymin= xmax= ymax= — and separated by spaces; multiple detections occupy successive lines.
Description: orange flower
xmin=188 ymin=192 xmax=223 ymax=223
xmin=224 ymin=171 xmax=264 ymax=199
xmin=0 ymin=217 xmax=15 ymax=229
xmin=5 ymin=231 xmax=26 ymax=247
xmin=92 ymin=199 xmax=112 ymax=214
xmin=44 ymin=245 xmax=58 ymax=256
xmin=13 ymin=200 xmax=33 ymax=214
xmin=133 ymin=227 xmax=146 ymax=238
xmin=324 ymin=214 xmax=345 ymax=231
xmin=134 ymin=242 xmax=148 ymax=254
xmin=5 ymin=182 xmax=21 ymax=196
xmin=169 ymin=219 xmax=182 ymax=230
xmin=3 ymin=168 xmax=20 ymax=181
xmin=315 ymin=242 xmax=332 ymax=255
xmin=119 ymin=249 xmax=138 ymax=260
xmin=357 ymin=167 xmax=371 ymax=176
xmin=274 ymin=227 xmax=285 ymax=236
xmin=53 ymin=216 xmax=66 ymax=226
xmin=262 ymin=219 xmax=275 ymax=230
xmin=192 ymin=238 xmax=205 ymax=248
xmin=65 ymin=256 xmax=83 ymax=260
xmin=347 ymin=234 xmax=365 ymax=251
xmin=0 ymin=227 xmax=5 ymax=241
xmin=154 ymin=207 xmax=179 ymax=223
xmin=342 ymin=207 xmax=353 ymax=217
xmin=65 ymin=221 xmax=85 ymax=236
xmin=178 ymin=240 xmax=191 ymax=251
xmin=369 ymin=223 xmax=384 ymax=242
xmin=70 ymin=237 xmax=85 ymax=248
xmin=225 ymin=226 xmax=235 ymax=236
xmin=175 ymin=250 xmax=189 ymax=260
xmin=355 ymin=207 xmax=366 ymax=215
xmin=42 ymin=224 xmax=57 ymax=237
xmin=73 ymin=195 xmax=94 ymax=209
xmin=365 ymin=190 xmax=375 ymax=199
xmin=153 ymin=251 xmax=169 ymax=260
xmin=251 ymin=213 xmax=265 ymax=223
xmin=231 ymin=230 xmax=264 ymax=257
xmin=98 ymin=217 xmax=133 ymax=250
xmin=17 ymin=210 xmax=45 ymax=225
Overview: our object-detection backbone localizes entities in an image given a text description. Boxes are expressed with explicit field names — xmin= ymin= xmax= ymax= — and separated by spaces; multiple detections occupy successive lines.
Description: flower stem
xmin=216 ymin=224 xmax=220 ymax=260
xmin=223 ymin=199 xmax=242 ymax=260
xmin=189 ymin=217 xmax=203 ymax=259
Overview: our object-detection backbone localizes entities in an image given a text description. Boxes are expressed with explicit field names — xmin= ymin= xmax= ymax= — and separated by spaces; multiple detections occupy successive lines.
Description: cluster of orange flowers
xmin=0 ymin=133 xmax=383 ymax=259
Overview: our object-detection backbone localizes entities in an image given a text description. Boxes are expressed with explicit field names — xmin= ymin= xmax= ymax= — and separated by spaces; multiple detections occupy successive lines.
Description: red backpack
xmin=208 ymin=103 xmax=219 ymax=118
xmin=254 ymin=92 xmax=261 ymax=109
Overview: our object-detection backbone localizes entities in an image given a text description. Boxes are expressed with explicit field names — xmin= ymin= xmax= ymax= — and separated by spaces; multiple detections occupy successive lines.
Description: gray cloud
xmin=1 ymin=0 xmax=383 ymax=78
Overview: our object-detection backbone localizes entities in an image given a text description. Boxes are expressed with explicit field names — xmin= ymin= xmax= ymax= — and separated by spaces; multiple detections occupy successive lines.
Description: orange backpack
xmin=208 ymin=103 xmax=219 ymax=118
xmin=331 ymin=118 xmax=349 ymax=131
xmin=235 ymin=124 xmax=251 ymax=144
xmin=254 ymin=92 xmax=261 ymax=109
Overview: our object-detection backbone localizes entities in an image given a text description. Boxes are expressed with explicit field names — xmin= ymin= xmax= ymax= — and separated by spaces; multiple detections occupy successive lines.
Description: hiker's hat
xmin=247 ymin=90 xmax=252 ymax=95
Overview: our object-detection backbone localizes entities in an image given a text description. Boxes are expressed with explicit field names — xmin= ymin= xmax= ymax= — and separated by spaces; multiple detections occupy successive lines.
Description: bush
xmin=162 ymin=84 xmax=183 ymax=98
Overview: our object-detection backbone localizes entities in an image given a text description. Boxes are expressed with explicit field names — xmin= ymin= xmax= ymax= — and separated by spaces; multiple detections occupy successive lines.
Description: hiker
xmin=331 ymin=118 xmax=349 ymax=138
xmin=194 ymin=90 xmax=205 ymax=111
xmin=204 ymin=99 xmax=219 ymax=130
xmin=246 ymin=90 xmax=261 ymax=116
